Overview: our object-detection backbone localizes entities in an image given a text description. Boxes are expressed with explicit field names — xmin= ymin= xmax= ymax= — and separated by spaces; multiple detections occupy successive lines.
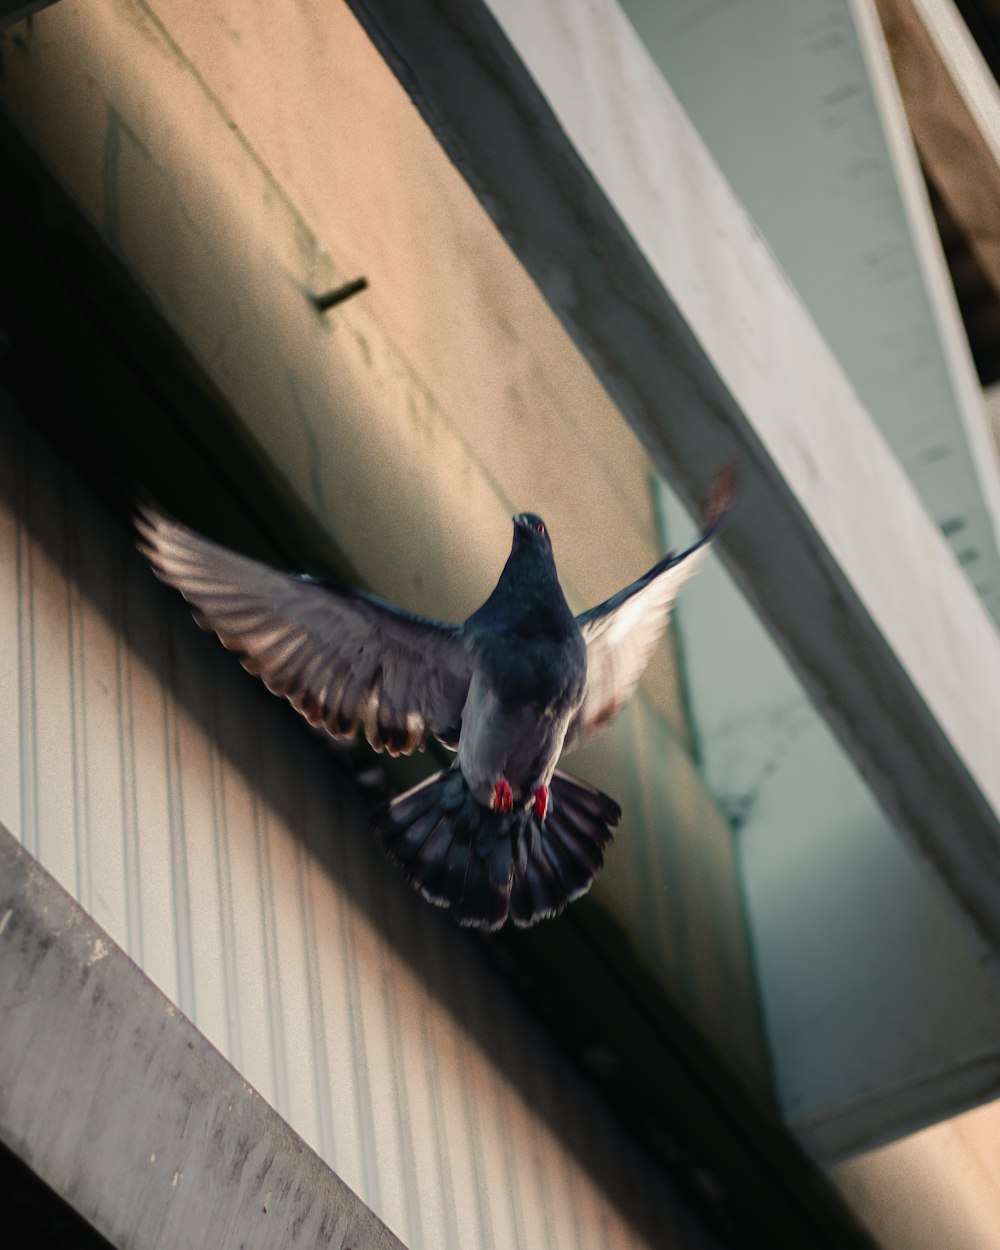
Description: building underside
xmin=2 ymin=2 xmax=1000 ymax=1248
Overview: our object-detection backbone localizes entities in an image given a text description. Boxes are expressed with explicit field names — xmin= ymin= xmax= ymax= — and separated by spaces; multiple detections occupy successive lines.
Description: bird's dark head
xmin=512 ymin=512 xmax=553 ymax=556
xmin=466 ymin=510 xmax=569 ymax=631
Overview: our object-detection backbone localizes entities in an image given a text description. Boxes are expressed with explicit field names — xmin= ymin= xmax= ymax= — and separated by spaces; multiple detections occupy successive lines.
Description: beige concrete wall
xmin=3 ymin=0 xmax=665 ymax=685
xmin=833 ymin=1099 xmax=1000 ymax=1250
xmin=0 ymin=0 xmax=766 ymax=1082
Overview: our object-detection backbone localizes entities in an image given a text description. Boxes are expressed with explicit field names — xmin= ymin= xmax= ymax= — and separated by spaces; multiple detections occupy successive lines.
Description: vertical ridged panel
xmin=69 ymin=474 xmax=131 ymax=949
xmin=0 ymin=394 xmax=723 ymax=1250
xmin=123 ymin=568 xmax=178 ymax=998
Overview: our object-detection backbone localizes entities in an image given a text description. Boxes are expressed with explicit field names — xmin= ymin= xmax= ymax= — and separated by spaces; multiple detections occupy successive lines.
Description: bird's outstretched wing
xmin=565 ymin=467 xmax=736 ymax=748
xmin=135 ymin=505 xmax=474 ymax=756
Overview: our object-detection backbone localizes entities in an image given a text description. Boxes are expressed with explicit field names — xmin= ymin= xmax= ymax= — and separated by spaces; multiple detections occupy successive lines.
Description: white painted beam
xmin=343 ymin=0 xmax=1000 ymax=966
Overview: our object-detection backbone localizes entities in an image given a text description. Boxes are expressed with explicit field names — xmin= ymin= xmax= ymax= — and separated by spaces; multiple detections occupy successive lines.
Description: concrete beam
xmin=0 ymin=824 xmax=405 ymax=1250
xmin=342 ymin=0 xmax=1000 ymax=964
xmin=873 ymin=0 xmax=1000 ymax=300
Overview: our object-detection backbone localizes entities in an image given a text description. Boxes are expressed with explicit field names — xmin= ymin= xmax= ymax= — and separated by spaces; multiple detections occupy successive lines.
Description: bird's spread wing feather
xmin=135 ymin=505 xmax=474 ymax=756
xmin=565 ymin=467 xmax=736 ymax=748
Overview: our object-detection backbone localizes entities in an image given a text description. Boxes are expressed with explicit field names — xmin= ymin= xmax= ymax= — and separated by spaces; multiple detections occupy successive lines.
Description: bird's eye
xmin=535 ymin=521 xmax=545 ymax=535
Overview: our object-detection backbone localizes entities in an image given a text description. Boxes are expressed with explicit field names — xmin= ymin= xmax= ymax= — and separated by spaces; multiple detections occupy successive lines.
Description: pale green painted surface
xmin=660 ymin=477 xmax=1000 ymax=1156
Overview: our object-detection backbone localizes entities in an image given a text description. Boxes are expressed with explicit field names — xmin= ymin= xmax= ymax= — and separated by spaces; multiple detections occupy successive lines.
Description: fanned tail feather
xmin=373 ymin=766 xmax=620 ymax=931
xmin=508 ymin=771 xmax=620 ymax=926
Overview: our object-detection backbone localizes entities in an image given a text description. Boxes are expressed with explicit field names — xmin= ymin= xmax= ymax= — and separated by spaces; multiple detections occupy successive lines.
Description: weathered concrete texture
xmin=0 ymin=823 xmax=406 ymax=1250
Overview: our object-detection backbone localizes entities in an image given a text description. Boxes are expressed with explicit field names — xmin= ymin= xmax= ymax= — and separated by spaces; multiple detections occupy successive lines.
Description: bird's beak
xmin=513 ymin=513 xmax=529 ymax=531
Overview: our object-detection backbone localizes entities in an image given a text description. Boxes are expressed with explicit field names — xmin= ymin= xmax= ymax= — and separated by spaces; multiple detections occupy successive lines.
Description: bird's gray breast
xmin=491 ymin=628 xmax=585 ymax=711
xmin=457 ymin=628 xmax=586 ymax=806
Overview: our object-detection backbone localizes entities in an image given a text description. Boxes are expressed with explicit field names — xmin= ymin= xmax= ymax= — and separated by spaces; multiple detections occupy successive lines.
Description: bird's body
xmin=136 ymin=473 xmax=734 ymax=930
xmin=458 ymin=513 xmax=586 ymax=812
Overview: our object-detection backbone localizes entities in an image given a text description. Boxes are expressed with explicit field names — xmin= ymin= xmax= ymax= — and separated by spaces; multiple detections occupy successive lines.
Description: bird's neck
xmin=475 ymin=548 xmax=576 ymax=636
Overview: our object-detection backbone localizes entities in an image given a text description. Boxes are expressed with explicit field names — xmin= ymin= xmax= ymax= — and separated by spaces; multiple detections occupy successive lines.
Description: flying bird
xmin=135 ymin=468 xmax=734 ymax=931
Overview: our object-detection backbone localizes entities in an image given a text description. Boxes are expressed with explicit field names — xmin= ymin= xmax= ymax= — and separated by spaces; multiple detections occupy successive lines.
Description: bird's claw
xmin=533 ymin=784 xmax=549 ymax=821
xmin=492 ymin=776 xmax=514 ymax=813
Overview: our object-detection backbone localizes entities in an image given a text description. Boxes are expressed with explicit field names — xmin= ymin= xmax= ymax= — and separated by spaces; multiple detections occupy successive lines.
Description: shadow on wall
xmin=0 ymin=391 xmax=690 ymax=1249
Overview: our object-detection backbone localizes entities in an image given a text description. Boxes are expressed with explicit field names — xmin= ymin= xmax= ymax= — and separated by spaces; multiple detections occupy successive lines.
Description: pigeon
xmin=135 ymin=467 xmax=734 ymax=931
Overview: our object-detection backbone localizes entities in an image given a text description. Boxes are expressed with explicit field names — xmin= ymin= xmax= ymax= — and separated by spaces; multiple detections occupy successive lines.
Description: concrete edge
xmin=794 ymin=1043 xmax=1000 ymax=1162
xmin=0 ymin=823 xmax=406 ymax=1250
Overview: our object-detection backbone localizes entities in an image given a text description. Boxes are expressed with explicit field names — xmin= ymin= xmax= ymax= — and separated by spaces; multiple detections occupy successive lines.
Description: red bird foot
xmin=492 ymin=776 xmax=514 ymax=813
xmin=533 ymin=784 xmax=549 ymax=821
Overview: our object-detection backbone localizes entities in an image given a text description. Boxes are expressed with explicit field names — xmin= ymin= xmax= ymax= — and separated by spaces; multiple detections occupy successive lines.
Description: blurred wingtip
xmin=130 ymin=494 xmax=182 ymax=570
xmin=132 ymin=496 xmax=162 ymax=550
xmin=704 ymin=460 xmax=738 ymax=528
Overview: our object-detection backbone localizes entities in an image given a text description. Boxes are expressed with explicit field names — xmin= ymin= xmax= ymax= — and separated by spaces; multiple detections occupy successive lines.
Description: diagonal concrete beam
xmin=0 ymin=825 xmax=405 ymax=1250
xmin=342 ymin=0 xmax=1000 ymax=964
